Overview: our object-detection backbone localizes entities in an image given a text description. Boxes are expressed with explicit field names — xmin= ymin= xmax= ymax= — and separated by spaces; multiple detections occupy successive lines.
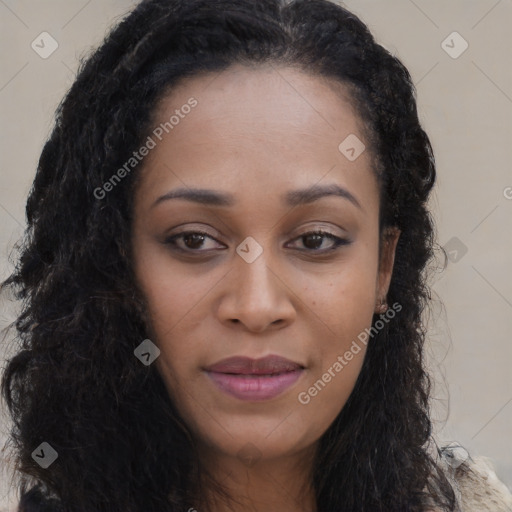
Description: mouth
xmin=204 ymin=355 xmax=305 ymax=401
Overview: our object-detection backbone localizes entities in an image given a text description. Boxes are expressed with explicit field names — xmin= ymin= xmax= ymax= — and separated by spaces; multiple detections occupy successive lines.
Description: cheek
xmin=133 ymin=241 xmax=215 ymax=335
xmin=295 ymin=348 xmax=366 ymax=446
xmin=132 ymin=245 xmax=207 ymax=386
xmin=299 ymin=245 xmax=379 ymax=338
xmin=293 ymin=249 xmax=378 ymax=425
xmin=139 ymin=271 xmax=207 ymax=383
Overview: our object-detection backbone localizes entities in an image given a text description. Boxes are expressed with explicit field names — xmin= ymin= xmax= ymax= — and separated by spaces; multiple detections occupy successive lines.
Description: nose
xmin=216 ymin=248 xmax=296 ymax=333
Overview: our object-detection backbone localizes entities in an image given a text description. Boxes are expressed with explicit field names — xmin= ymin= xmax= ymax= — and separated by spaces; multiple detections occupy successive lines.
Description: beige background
xmin=1 ymin=0 xmax=511 ymax=509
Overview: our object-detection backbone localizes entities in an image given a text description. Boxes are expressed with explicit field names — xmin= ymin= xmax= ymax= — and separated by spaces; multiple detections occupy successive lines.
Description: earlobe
xmin=375 ymin=297 xmax=388 ymax=314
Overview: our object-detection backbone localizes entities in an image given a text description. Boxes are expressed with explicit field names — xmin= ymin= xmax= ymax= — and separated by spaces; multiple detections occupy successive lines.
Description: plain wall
xmin=1 ymin=0 xmax=511 ymax=509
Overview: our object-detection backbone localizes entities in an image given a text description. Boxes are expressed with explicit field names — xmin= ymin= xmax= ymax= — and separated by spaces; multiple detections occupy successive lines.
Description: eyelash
xmin=164 ymin=229 xmax=351 ymax=256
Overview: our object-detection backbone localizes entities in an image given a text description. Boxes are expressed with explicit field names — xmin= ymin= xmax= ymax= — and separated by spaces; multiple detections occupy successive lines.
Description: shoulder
xmin=437 ymin=443 xmax=512 ymax=512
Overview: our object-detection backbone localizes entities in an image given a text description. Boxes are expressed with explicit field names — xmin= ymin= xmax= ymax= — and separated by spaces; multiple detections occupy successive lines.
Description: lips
xmin=204 ymin=355 xmax=305 ymax=401
xmin=205 ymin=355 xmax=303 ymax=375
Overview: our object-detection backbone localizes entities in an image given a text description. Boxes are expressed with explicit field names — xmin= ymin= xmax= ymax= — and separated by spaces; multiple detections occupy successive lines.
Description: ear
xmin=375 ymin=226 xmax=401 ymax=313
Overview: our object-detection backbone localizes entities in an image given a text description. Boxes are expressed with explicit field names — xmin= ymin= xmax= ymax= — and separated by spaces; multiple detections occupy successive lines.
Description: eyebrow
xmin=151 ymin=183 xmax=362 ymax=210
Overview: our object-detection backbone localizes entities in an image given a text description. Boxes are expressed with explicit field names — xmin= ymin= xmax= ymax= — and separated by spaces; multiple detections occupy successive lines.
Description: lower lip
xmin=205 ymin=370 xmax=304 ymax=401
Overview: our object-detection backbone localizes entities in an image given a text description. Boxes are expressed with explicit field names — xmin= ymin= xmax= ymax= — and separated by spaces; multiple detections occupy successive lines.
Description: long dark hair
xmin=1 ymin=0 xmax=455 ymax=510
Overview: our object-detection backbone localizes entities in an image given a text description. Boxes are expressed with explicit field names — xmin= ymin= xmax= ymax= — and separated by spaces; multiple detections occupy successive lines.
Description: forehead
xmin=151 ymin=63 xmax=365 ymax=146
xmin=137 ymin=63 xmax=377 ymax=205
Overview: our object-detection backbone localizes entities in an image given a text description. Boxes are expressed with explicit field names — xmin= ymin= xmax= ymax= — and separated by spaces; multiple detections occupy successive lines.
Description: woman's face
xmin=132 ymin=64 xmax=399 ymax=465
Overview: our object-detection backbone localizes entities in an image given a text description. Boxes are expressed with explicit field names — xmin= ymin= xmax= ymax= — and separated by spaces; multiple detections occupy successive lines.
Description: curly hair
xmin=1 ymin=0 xmax=455 ymax=510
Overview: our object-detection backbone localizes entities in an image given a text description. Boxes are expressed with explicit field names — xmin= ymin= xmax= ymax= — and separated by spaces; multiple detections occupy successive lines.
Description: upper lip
xmin=204 ymin=355 xmax=304 ymax=375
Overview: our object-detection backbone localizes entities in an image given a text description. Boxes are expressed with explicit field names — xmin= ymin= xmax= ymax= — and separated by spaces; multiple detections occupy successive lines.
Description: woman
xmin=1 ymin=0 xmax=510 ymax=511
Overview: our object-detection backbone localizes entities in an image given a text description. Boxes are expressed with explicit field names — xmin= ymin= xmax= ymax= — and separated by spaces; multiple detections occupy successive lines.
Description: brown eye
xmin=287 ymin=230 xmax=351 ymax=252
xmin=164 ymin=231 xmax=225 ymax=254
xmin=302 ymin=233 xmax=324 ymax=250
xmin=182 ymin=233 xmax=207 ymax=249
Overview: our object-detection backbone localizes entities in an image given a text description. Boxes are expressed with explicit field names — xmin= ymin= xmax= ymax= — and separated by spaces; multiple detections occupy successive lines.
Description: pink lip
xmin=204 ymin=355 xmax=305 ymax=401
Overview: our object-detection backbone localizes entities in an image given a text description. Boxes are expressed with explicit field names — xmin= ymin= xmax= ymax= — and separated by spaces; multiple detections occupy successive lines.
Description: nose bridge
xmin=234 ymin=241 xmax=278 ymax=303
xmin=217 ymin=237 xmax=295 ymax=331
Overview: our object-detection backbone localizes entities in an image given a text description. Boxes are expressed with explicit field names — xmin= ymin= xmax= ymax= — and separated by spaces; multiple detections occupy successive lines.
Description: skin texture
xmin=131 ymin=63 xmax=400 ymax=512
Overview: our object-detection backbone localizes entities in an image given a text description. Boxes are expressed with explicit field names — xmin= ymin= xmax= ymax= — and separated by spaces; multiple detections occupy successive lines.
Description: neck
xmin=193 ymin=444 xmax=318 ymax=512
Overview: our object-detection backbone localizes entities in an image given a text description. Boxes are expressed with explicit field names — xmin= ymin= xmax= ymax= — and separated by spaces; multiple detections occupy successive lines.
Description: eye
xmin=164 ymin=228 xmax=350 ymax=256
xmin=286 ymin=230 xmax=351 ymax=252
xmin=164 ymin=230 xmax=226 ymax=253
